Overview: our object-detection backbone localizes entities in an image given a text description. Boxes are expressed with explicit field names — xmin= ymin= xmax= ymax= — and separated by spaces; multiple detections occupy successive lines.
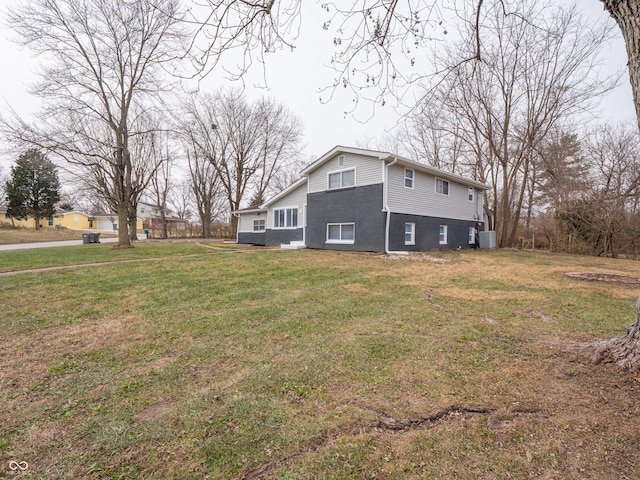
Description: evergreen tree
xmin=537 ymin=132 xmax=590 ymax=213
xmin=6 ymin=149 xmax=60 ymax=229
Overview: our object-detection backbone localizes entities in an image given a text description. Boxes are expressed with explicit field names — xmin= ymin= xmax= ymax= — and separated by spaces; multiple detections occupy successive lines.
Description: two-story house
xmin=234 ymin=146 xmax=489 ymax=253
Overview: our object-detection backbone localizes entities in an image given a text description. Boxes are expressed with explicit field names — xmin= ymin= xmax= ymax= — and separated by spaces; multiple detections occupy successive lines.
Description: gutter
xmin=383 ymin=157 xmax=409 ymax=256
xmin=231 ymin=212 xmax=240 ymax=243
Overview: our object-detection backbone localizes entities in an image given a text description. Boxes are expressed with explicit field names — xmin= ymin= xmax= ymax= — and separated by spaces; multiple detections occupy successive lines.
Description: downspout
xmin=383 ymin=157 xmax=408 ymax=255
xmin=232 ymin=212 xmax=239 ymax=243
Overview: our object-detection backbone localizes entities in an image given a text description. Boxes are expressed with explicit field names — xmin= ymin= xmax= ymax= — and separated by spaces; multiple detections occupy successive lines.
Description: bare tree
xmin=169 ymin=178 xmax=196 ymax=223
xmin=187 ymin=0 xmax=640 ymax=373
xmin=0 ymin=165 xmax=6 ymax=207
xmin=148 ymin=131 xmax=177 ymax=239
xmin=184 ymin=149 xmax=226 ymax=238
xmin=559 ymin=123 xmax=640 ymax=256
xmin=4 ymin=0 xmax=186 ymax=248
xmin=405 ymin=1 xmax=616 ymax=247
xmin=180 ymin=89 xmax=303 ymax=235
xmin=268 ymin=154 xmax=314 ymax=196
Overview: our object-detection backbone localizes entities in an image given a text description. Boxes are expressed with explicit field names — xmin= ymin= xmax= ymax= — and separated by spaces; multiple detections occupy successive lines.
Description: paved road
xmin=0 ymin=236 xmax=124 ymax=251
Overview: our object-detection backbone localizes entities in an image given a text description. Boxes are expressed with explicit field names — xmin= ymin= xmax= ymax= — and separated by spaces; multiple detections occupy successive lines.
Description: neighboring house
xmin=0 ymin=206 xmax=63 ymax=229
xmin=0 ymin=205 xmax=142 ymax=232
xmin=137 ymin=201 xmax=165 ymax=224
xmin=53 ymin=210 xmax=93 ymax=229
xmin=137 ymin=201 xmax=186 ymax=234
xmin=92 ymin=214 xmax=143 ymax=232
xmin=234 ymin=146 xmax=490 ymax=253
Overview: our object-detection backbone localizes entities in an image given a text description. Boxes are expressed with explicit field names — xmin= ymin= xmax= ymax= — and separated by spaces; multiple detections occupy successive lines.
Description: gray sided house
xmin=234 ymin=146 xmax=489 ymax=253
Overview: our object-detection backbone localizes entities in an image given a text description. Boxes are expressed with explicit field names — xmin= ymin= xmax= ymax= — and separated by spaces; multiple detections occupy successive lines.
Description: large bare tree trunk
xmin=594 ymin=1 xmax=640 ymax=368
xmin=591 ymin=298 xmax=640 ymax=371
xmin=602 ymin=1 xmax=640 ymax=132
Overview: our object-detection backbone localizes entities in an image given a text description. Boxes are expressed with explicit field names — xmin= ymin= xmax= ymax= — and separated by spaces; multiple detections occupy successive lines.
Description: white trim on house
xmin=273 ymin=206 xmax=299 ymax=229
xmin=405 ymin=223 xmax=415 ymax=245
xmin=301 ymin=146 xmax=393 ymax=175
xmin=326 ymin=222 xmax=355 ymax=244
xmin=404 ymin=168 xmax=414 ymax=189
xmin=253 ymin=219 xmax=266 ymax=231
xmin=435 ymin=177 xmax=450 ymax=196
xmin=327 ymin=167 xmax=356 ymax=190
xmin=262 ymin=177 xmax=308 ymax=208
xmin=439 ymin=225 xmax=448 ymax=244
xmin=233 ymin=145 xmax=491 ymax=252
xmin=302 ymin=145 xmax=489 ymax=191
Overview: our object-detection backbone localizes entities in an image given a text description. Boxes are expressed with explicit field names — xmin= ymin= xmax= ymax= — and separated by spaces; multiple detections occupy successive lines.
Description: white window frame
xmin=404 ymin=223 xmax=415 ymax=245
xmin=439 ymin=225 xmax=448 ymax=245
xmin=338 ymin=155 xmax=345 ymax=167
xmin=468 ymin=226 xmax=475 ymax=244
xmin=468 ymin=187 xmax=474 ymax=202
xmin=435 ymin=178 xmax=450 ymax=196
xmin=327 ymin=168 xmax=356 ymax=190
xmin=273 ymin=207 xmax=298 ymax=229
xmin=326 ymin=223 xmax=355 ymax=244
xmin=254 ymin=219 xmax=265 ymax=231
xmin=404 ymin=168 xmax=414 ymax=189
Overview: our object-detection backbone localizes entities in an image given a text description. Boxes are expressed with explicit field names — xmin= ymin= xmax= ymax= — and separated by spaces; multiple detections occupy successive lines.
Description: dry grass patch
xmin=2 ymin=246 xmax=640 ymax=479
xmin=0 ymin=225 xmax=117 ymax=244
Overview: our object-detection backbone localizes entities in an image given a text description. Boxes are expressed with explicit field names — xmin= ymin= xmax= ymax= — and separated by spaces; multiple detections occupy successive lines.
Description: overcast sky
xmin=0 ymin=0 xmax=636 ymax=175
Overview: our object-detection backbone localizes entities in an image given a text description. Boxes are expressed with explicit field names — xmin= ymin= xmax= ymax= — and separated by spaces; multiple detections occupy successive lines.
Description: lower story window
xmin=468 ymin=226 xmax=476 ymax=244
xmin=439 ymin=225 xmax=448 ymax=245
xmin=274 ymin=207 xmax=298 ymax=228
xmin=48 ymin=217 xmax=54 ymax=226
xmin=404 ymin=223 xmax=415 ymax=245
xmin=326 ymin=223 xmax=355 ymax=244
xmin=254 ymin=219 xmax=265 ymax=231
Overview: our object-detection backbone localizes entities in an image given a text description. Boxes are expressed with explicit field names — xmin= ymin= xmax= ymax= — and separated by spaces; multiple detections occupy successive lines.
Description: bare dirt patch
xmin=564 ymin=272 xmax=640 ymax=285
xmin=387 ymin=252 xmax=454 ymax=263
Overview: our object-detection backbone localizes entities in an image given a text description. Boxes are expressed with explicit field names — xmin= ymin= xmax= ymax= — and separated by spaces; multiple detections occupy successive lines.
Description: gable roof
xmin=300 ymin=146 xmax=393 ymax=175
xmin=262 ymin=177 xmax=308 ymax=208
xmin=302 ymin=145 xmax=490 ymax=190
xmin=54 ymin=210 xmax=89 ymax=217
xmin=232 ymin=177 xmax=308 ymax=214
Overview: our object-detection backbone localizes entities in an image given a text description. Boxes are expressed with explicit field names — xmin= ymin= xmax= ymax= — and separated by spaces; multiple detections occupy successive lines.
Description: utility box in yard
xmin=479 ymin=231 xmax=496 ymax=249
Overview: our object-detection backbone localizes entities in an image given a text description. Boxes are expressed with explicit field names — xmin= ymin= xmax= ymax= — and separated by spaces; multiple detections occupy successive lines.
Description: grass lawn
xmin=1 ymin=244 xmax=639 ymax=479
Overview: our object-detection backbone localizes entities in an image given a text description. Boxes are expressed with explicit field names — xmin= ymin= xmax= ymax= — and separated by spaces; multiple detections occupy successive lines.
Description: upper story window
xmin=435 ymin=178 xmax=449 ymax=196
xmin=338 ymin=155 xmax=345 ymax=167
xmin=468 ymin=187 xmax=474 ymax=202
xmin=328 ymin=168 xmax=355 ymax=190
xmin=404 ymin=168 xmax=414 ymax=189
xmin=273 ymin=207 xmax=298 ymax=229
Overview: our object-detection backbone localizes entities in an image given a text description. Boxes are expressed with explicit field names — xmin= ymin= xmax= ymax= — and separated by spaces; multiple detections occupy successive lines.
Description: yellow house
xmin=1 ymin=208 xmax=51 ymax=228
xmin=1 ymin=207 xmax=143 ymax=232
xmin=54 ymin=210 xmax=93 ymax=229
